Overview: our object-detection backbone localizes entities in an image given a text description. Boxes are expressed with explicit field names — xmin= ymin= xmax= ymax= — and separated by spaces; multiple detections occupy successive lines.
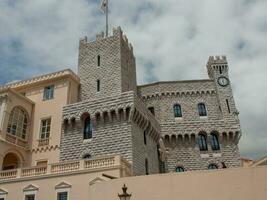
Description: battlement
xmin=79 ymin=26 xmax=133 ymax=52
xmin=207 ymin=55 xmax=228 ymax=66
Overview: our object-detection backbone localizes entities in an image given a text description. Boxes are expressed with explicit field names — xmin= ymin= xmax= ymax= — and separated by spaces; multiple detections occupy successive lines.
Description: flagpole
xmin=106 ymin=0 xmax=108 ymax=37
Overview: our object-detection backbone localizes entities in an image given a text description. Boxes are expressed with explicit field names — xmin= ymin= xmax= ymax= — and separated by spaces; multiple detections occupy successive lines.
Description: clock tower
xmin=206 ymin=56 xmax=239 ymax=120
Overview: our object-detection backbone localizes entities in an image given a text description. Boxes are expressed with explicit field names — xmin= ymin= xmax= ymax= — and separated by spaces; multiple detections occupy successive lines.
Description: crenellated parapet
xmin=79 ymin=26 xmax=133 ymax=53
xmin=62 ymin=91 xmax=161 ymax=142
xmin=138 ymin=80 xmax=216 ymax=100
xmin=206 ymin=55 xmax=229 ymax=79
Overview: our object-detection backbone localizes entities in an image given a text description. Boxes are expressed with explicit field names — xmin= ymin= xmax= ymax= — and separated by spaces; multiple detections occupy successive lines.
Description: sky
xmin=0 ymin=0 xmax=267 ymax=159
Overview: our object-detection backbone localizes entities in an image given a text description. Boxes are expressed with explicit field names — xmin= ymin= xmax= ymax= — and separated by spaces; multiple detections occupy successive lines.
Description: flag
xmin=101 ymin=0 xmax=107 ymax=13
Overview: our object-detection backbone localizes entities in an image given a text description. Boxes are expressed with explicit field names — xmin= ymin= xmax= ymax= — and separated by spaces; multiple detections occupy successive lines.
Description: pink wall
xmin=90 ymin=166 xmax=267 ymax=200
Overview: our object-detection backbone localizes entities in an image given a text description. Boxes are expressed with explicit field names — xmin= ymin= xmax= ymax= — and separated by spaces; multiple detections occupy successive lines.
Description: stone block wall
xmin=60 ymin=92 xmax=161 ymax=176
xmin=78 ymin=27 xmax=137 ymax=101
xmin=131 ymin=122 xmax=159 ymax=175
xmin=138 ymin=77 xmax=241 ymax=172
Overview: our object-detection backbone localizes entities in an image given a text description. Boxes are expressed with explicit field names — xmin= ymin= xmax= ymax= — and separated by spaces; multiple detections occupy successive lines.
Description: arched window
xmin=83 ymin=116 xmax=92 ymax=140
xmin=175 ymin=166 xmax=185 ymax=172
xmin=7 ymin=107 xmax=28 ymax=140
xmin=173 ymin=104 xmax=182 ymax=118
xmin=208 ymin=164 xmax=218 ymax=170
xmin=198 ymin=134 xmax=208 ymax=151
xmin=198 ymin=103 xmax=207 ymax=116
xmin=211 ymin=133 xmax=220 ymax=150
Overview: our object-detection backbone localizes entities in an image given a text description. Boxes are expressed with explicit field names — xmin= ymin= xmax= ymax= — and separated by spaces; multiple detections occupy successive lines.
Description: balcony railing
xmin=5 ymin=134 xmax=28 ymax=148
xmin=37 ymin=138 xmax=50 ymax=146
xmin=0 ymin=155 xmax=132 ymax=181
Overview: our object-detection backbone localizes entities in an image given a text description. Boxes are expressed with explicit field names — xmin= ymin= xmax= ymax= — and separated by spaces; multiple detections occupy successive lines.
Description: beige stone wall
xmin=0 ymin=155 xmax=130 ymax=200
xmin=18 ymin=78 xmax=78 ymax=165
xmin=90 ymin=166 xmax=267 ymax=200
xmin=0 ymin=71 xmax=79 ymax=169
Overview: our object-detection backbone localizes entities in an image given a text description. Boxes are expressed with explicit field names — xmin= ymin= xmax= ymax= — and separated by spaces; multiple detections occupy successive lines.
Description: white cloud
xmin=0 ymin=0 xmax=267 ymax=159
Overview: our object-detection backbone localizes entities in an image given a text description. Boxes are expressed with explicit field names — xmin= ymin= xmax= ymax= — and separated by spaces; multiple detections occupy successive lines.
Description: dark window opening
xmin=198 ymin=134 xmax=208 ymax=151
xmin=43 ymin=85 xmax=54 ymax=100
xmin=219 ymin=66 xmax=222 ymax=74
xmin=83 ymin=154 xmax=92 ymax=159
xmin=83 ymin=116 xmax=92 ymax=139
xmin=25 ymin=194 xmax=35 ymax=200
xmin=97 ymin=55 xmax=100 ymax=66
xmin=97 ymin=80 xmax=100 ymax=92
xmin=211 ymin=133 xmax=220 ymax=150
xmin=198 ymin=103 xmax=207 ymax=116
xmin=143 ymin=130 xmax=147 ymax=145
xmin=173 ymin=104 xmax=182 ymax=118
xmin=148 ymin=107 xmax=155 ymax=116
xmin=208 ymin=164 xmax=218 ymax=170
xmin=226 ymin=99 xmax=231 ymax=113
xmin=145 ymin=158 xmax=149 ymax=175
xmin=175 ymin=166 xmax=185 ymax=172
xmin=57 ymin=192 xmax=68 ymax=200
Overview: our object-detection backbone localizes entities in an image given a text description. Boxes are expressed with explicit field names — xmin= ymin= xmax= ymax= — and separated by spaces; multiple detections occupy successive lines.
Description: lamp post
xmin=118 ymin=184 xmax=131 ymax=200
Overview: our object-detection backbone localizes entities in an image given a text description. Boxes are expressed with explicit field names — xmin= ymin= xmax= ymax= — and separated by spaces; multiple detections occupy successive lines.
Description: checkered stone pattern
xmin=138 ymin=56 xmax=242 ymax=172
xmin=78 ymin=27 xmax=136 ymax=101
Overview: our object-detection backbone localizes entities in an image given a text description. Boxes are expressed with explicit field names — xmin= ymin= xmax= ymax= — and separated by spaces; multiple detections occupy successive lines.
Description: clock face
xmin=217 ymin=76 xmax=229 ymax=87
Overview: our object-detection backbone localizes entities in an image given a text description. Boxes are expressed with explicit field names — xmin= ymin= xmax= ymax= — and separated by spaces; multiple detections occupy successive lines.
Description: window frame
xmin=39 ymin=118 xmax=51 ymax=140
xmin=173 ymin=104 xmax=182 ymax=118
xmin=57 ymin=191 xmax=68 ymax=200
xmin=6 ymin=106 xmax=29 ymax=140
xmin=198 ymin=103 xmax=207 ymax=117
xmin=25 ymin=194 xmax=35 ymax=200
xmin=198 ymin=134 xmax=208 ymax=151
xmin=210 ymin=133 xmax=220 ymax=151
xmin=43 ymin=85 xmax=54 ymax=101
xmin=55 ymin=185 xmax=70 ymax=200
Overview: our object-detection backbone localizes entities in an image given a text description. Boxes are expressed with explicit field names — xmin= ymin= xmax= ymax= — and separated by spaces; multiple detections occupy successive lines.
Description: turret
xmin=206 ymin=56 xmax=239 ymax=120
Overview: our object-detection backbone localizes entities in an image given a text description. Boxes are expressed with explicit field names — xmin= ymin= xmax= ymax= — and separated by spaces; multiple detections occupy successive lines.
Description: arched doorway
xmin=2 ymin=153 xmax=20 ymax=170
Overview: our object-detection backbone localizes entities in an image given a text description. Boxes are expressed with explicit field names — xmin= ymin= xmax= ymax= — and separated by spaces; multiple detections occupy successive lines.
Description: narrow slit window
xmin=97 ymin=55 xmax=100 ymax=66
xmin=219 ymin=66 xmax=222 ymax=74
xmin=143 ymin=130 xmax=147 ymax=145
xmin=97 ymin=80 xmax=100 ymax=92
xmin=83 ymin=116 xmax=92 ymax=140
xmin=226 ymin=99 xmax=231 ymax=113
xmin=145 ymin=158 xmax=149 ymax=175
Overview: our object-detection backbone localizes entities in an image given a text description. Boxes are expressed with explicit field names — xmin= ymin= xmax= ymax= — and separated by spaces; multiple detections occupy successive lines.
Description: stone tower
xmin=206 ymin=56 xmax=238 ymax=120
xmin=78 ymin=27 xmax=137 ymax=101
xmin=60 ymin=27 xmax=161 ymax=176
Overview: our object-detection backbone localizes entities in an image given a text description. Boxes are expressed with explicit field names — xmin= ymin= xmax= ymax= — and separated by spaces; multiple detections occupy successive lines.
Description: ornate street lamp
xmin=118 ymin=184 xmax=131 ymax=200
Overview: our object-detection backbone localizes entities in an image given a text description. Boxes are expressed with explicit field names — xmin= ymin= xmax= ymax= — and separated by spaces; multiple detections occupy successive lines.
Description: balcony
xmin=0 ymin=155 xmax=132 ymax=182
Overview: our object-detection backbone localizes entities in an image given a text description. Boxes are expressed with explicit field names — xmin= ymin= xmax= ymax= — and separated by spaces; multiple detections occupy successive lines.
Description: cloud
xmin=0 ymin=0 xmax=267 ymax=159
